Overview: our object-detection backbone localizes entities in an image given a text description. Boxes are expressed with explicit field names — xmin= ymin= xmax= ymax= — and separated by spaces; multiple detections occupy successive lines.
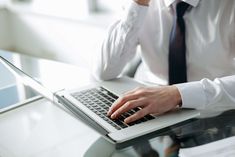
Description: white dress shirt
xmin=93 ymin=0 xmax=235 ymax=109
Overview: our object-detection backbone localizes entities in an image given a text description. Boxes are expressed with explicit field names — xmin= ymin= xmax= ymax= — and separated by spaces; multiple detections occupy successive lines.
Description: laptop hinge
xmin=54 ymin=94 xmax=110 ymax=136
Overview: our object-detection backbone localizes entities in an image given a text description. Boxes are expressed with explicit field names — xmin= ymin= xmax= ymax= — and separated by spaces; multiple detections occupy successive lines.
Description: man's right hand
xmin=107 ymin=86 xmax=181 ymax=124
xmin=134 ymin=0 xmax=151 ymax=6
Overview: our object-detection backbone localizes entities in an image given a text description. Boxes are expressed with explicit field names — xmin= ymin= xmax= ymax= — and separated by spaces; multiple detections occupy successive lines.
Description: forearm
xmin=93 ymin=2 xmax=149 ymax=80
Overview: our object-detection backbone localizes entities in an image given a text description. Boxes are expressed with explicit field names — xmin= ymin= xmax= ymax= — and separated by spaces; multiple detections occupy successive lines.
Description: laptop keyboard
xmin=71 ymin=87 xmax=155 ymax=130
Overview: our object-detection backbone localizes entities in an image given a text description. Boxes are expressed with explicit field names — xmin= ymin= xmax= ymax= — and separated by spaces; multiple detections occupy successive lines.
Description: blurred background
xmin=0 ymin=0 xmax=127 ymax=107
xmin=0 ymin=0 xmax=126 ymax=68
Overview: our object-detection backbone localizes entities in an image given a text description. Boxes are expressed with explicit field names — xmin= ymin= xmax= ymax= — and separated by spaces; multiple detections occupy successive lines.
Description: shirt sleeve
xmin=92 ymin=2 xmax=148 ymax=80
xmin=175 ymin=75 xmax=235 ymax=109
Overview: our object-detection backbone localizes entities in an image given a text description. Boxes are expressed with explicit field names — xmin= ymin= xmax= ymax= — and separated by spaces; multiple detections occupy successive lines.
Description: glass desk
xmin=0 ymin=50 xmax=235 ymax=157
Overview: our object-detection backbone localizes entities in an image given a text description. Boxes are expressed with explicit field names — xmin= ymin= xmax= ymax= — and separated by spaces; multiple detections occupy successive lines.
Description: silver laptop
xmin=0 ymin=56 xmax=200 ymax=147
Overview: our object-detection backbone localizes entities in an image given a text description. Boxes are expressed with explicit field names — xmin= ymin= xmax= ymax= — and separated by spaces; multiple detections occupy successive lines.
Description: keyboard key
xmin=114 ymin=126 xmax=121 ymax=130
xmin=133 ymin=108 xmax=140 ymax=112
xmin=145 ymin=114 xmax=155 ymax=120
xmin=123 ymin=112 xmax=130 ymax=118
xmin=119 ymin=115 xmax=125 ymax=122
xmin=103 ymin=106 xmax=109 ymax=111
xmin=128 ymin=110 xmax=135 ymax=115
xmin=128 ymin=122 xmax=136 ymax=126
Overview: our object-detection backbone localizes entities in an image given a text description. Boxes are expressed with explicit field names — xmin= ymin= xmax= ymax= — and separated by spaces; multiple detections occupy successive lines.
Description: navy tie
xmin=168 ymin=2 xmax=190 ymax=85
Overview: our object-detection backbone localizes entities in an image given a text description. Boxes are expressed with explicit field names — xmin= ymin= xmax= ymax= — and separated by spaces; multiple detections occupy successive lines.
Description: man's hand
xmin=134 ymin=0 xmax=151 ymax=6
xmin=107 ymin=86 xmax=182 ymax=124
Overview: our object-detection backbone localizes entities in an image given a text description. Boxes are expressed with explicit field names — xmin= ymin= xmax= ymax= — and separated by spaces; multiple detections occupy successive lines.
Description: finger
xmin=110 ymin=99 xmax=145 ymax=119
xmin=151 ymin=112 xmax=162 ymax=117
xmin=107 ymin=94 xmax=139 ymax=116
xmin=124 ymin=107 xmax=149 ymax=124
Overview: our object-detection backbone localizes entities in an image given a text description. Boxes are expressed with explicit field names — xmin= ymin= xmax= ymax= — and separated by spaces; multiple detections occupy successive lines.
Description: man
xmin=93 ymin=0 xmax=235 ymax=124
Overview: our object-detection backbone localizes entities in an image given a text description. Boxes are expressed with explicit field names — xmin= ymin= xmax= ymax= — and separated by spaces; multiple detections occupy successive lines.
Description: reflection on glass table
xmin=84 ymin=109 xmax=235 ymax=157
xmin=0 ymin=83 xmax=39 ymax=112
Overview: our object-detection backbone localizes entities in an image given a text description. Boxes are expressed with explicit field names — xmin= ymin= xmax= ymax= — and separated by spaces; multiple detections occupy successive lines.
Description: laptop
xmin=0 ymin=56 xmax=200 ymax=147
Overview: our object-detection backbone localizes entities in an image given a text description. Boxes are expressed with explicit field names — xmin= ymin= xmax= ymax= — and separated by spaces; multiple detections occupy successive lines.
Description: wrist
xmin=171 ymin=86 xmax=182 ymax=107
xmin=133 ymin=0 xmax=150 ymax=6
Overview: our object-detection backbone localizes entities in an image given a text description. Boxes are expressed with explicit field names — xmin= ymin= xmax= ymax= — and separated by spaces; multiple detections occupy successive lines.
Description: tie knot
xmin=176 ymin=2 xmax=190 ymax=18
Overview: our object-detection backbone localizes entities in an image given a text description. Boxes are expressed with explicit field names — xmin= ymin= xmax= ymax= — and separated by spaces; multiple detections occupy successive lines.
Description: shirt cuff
xmin=121 ymin=1 xmax=149 ymax=31
xmin=175 ymin=81 xmax=207 ymax=109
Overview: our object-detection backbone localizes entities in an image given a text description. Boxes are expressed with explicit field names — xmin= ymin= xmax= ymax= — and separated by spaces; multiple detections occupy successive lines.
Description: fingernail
xmin=111 ymin=114 xmax=115 ymax=119
xmin=107 ymin=108 xmax=112 ymax=115
xmin=124 ymin=119 xmax=129 ymax=124
xmin=107 ymin=111 xmax=111 ymax=116
xmin=125 ymin=117 xmax=132 ymax=124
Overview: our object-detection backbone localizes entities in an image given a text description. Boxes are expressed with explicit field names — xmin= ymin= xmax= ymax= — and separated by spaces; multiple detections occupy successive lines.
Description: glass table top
xmin=1 ymin=49 xmax=235 ymax=157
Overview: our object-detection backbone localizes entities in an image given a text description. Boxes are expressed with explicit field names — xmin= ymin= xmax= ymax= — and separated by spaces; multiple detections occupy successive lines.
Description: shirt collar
xmin=164 ymin=0 xmax=200 ymax=7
